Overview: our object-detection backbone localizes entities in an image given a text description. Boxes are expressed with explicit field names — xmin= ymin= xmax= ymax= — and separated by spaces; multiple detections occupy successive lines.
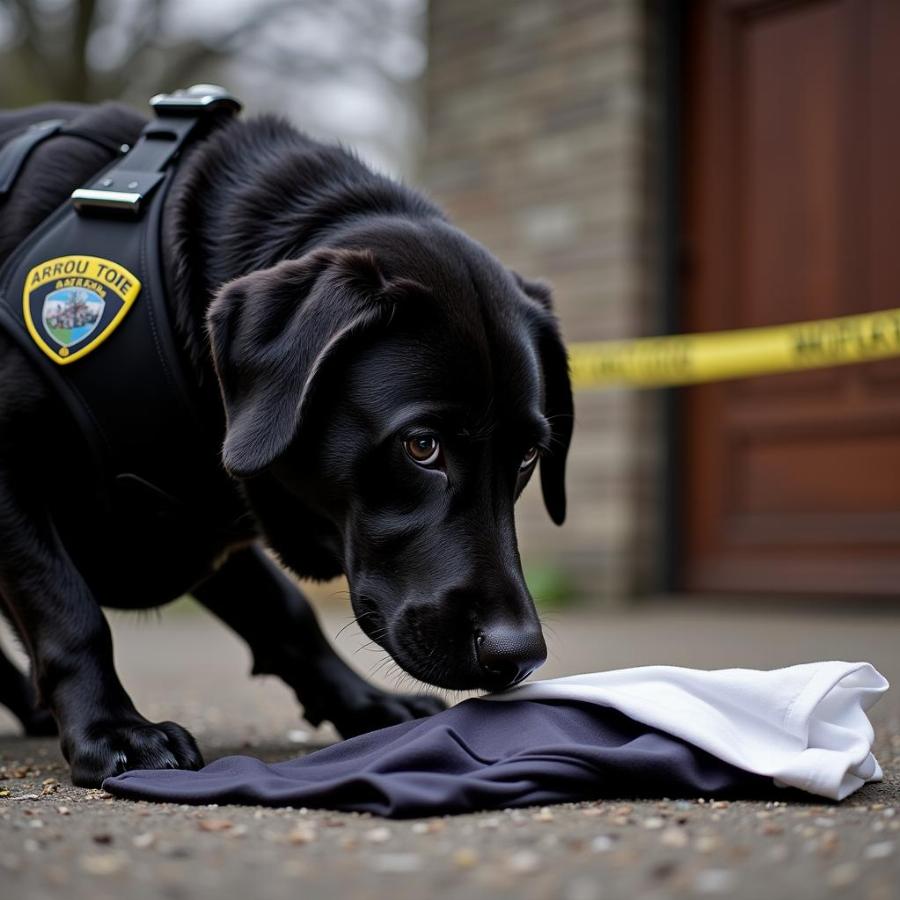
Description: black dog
xmin=0 ymin=100 xmax=573 ymax=787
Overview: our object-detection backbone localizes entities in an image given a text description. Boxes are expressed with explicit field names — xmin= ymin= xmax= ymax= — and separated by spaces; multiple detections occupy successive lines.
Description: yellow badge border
xmin=23 ymin=255 xmax=141 ymax=366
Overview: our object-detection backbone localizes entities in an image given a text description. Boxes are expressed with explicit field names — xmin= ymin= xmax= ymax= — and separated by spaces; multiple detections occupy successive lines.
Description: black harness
xmin=0 ymin=87 xmax=241 ymax=511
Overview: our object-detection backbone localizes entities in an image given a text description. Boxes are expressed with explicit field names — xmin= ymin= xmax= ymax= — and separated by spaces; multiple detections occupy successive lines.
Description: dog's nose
xmin=474 ymin=624 xmax=547 ymax=691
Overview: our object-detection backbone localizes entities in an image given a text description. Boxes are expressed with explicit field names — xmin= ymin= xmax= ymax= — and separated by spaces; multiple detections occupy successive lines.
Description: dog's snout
xmin=474 ymin=624 xmax=547 ymax=691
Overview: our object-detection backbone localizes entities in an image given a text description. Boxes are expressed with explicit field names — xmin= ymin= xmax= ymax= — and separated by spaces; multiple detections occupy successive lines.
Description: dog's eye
xmin=405 ymin=434 xmax=441 ymax=466
xmin=520 ymin=447 xmax=539 ymax=470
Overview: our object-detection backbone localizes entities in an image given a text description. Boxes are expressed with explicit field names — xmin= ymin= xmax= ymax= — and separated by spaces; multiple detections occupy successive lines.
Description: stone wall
xmin=422 ymin=0 xmax=664 ymax=600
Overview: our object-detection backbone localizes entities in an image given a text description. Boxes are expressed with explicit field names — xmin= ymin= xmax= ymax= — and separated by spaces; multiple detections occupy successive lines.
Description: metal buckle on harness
xmin=71 ymin=171 xmax=165 ymax=215
xmin=71 ymin=84 xmax=241 ymax=217
xmin=149 ymin=84 xmax=241 ymax=117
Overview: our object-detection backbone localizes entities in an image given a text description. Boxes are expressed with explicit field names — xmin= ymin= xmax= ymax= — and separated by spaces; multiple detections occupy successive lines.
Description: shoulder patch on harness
xmin=22 ymin=255 xmax=140 ymax=365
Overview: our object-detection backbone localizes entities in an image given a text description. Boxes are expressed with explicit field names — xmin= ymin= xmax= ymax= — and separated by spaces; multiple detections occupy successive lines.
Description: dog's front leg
xmin=0 ymin=478 xmax=202 ymax=786
xmin=193 ymin=545 xmax=445 ymax=738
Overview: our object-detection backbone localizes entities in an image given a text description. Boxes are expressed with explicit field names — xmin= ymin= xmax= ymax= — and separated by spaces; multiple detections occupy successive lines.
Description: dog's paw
xmin=310 ymin=686 xmax=447 ymax=739
xmin=64 ymin=719 xmax=204 ymax=788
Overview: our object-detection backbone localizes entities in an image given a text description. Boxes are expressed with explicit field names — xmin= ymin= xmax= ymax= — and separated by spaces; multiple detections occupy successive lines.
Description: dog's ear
xmin=536 ymin=316 xmax=574 ymax=525
xmin=207 ymin=248 xmax=412 ymax=478
xmin=513 ymin=273 xmax=573 ymax=525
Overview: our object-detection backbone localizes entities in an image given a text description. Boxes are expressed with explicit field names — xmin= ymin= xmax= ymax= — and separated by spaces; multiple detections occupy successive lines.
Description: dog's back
xmin=0 ymin=102 xmax=145 ymax=263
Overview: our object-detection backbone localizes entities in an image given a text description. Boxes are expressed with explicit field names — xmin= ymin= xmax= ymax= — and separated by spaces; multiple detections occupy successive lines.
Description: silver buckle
xmin=71 ymin=171 xmax=164 ymax=216
xmin=149 ymin=84 xmax=241 ymax=117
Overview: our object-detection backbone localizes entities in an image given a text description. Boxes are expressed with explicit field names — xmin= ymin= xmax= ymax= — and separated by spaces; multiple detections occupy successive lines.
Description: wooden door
xmin=681 ymin=0 xmax=900 ymax=594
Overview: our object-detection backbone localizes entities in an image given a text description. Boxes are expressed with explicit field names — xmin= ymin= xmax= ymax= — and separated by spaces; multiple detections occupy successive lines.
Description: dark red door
xmin=681 ymin=0 xmax=900 ymax=594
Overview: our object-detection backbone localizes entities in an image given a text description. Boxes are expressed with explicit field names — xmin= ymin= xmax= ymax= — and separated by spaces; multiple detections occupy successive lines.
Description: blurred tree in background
xmin=0 ymin=0 xmax=426 ymax=173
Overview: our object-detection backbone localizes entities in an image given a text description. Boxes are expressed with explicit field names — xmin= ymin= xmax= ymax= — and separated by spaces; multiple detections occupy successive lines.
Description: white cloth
xmin=488 ymin=661 xmax=888 ymax=801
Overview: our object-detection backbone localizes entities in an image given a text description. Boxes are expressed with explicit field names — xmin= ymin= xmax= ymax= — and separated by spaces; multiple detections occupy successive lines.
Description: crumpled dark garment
xmin=104 ymin=698 xmax=772 ymax=817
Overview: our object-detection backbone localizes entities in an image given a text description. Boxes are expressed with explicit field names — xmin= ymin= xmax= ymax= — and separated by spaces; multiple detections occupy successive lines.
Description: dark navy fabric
xmin=104 ymin=699 xmax=773 ymax=817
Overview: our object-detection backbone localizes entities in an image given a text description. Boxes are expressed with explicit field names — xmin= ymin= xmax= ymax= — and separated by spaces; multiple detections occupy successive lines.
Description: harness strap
xmin=0 ymin=119 xmax=138 ymax=198
xmin=72 ymin=91 xmax=238 ymax=217
xmin=0 ymin=119 xmax=65 ymax=196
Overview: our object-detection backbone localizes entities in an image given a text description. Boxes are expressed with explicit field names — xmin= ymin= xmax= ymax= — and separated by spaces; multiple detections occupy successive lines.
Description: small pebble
xmin=660 ymin=827 xmax=688 ymax=848
xmin=590 ymin=835 xmax=615 ymax=853
xmin=365 ymin=826 xmax=392 ymax=844
xmin=651 ymin=860 xmax=679 ymax=881
xmin=287 ymin=826 xmax=317 ymax=845
xmin=80 ymin=853 xmax=127 ymax=875
xmin=506 ymin=850 xmax=540 ymax=874
xmin=818 ymin=831 xmax=839 ymax=855
xmin=827 ymin=862 xmax=860 ymax=889
xmin=533 ymin=807 xmax=555 ymax=823
xmin=197 ymin=819 xmax=233 ymax=832
xmin=863 ymin=841 xmax=894 ymax=860
xmin=695 ymin=835 xmax=720 ymax=854
xmin=453 ymin=847 xmax=479 ymax=869
xmin=132 ymin=832 xmax=156 ymax=849
xmin=411 ymin=819 xmax=445 ymax=834
xmin=694 ymin=869 xmax=735 ymax=894
xmin=643 ymin=817 xmax=665 ymax=830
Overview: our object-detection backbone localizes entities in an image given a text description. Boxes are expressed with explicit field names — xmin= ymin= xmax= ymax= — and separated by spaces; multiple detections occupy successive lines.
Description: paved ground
xmin=1 ymin=599 xmax=898 ymax=900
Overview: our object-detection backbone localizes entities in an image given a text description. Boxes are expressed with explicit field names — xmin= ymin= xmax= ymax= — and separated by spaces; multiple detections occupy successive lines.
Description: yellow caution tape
xmin=569 ymin=307 xmax=900 ymax=389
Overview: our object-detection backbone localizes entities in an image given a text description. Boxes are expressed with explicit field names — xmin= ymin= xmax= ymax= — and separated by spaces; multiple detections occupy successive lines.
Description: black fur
xmin=0 ymin=101 xmax=573 ymax=786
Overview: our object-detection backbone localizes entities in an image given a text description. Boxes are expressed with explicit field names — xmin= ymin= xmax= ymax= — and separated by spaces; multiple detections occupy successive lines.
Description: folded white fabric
xmin=488 ymin=661 xmax=888 ymax=801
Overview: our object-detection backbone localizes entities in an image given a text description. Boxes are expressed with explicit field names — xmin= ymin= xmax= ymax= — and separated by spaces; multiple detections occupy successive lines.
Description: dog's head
xmin=207 ymin=220 xmax=573 ymax=691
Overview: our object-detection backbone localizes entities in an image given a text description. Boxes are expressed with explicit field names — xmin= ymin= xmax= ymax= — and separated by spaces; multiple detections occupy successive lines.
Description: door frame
xmin=658 ymin=1 xmax=686 ymax=592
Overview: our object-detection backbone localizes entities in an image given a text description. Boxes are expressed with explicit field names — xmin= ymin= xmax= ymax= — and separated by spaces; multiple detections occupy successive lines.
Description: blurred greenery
xmin=524 ymin=563 xmax=577 ymax=612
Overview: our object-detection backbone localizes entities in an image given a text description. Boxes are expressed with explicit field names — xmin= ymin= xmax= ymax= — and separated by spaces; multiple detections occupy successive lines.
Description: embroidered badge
xmin=23 ymin=255 xmax=141 ymax=365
